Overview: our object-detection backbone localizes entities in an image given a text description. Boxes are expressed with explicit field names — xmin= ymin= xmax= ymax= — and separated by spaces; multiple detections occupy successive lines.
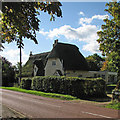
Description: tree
xmin=86 ymin=54 xmax=105 ymax=71
xmin=1 ymin=2 xmax=62 ymax=46
xmin=102 ymin=52 xmax=120 ymax=79
xmin=97 ymin=1 xmax=120 ymax=56
xmin=101 ymin=61 xmax=108 ymax=71
xmin=97 ymin=1 xmax=120 ymax=78
xmin=1 ymin=1 xmax=62 ymax=82
xmin=2 ymin=57 xmax=15 ymax=86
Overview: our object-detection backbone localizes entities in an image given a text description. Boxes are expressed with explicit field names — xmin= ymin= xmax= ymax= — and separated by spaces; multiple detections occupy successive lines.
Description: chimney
xmin=53 ymin=39 xmax=58 ymax=47
xmin=29 ymin=51 xmax=32 ymax=56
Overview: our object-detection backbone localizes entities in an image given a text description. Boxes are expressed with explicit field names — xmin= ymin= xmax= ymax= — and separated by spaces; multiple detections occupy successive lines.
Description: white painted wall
xmin=45 ymin=58 xmax=64 ymax=76
xmin=65 ymin=70 xmax=117 ymax=84
xmin=65 ymin=70 xmax=90 ymax=78
xmin=34 ymin=65 xmax=38 ymax=76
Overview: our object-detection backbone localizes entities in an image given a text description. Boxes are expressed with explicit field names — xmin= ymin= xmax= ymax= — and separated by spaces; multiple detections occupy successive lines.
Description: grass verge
xmin=106 ymin=102 xmax=120 ymax=110
xmin=1 ymin=87 xmax=78 ymax=100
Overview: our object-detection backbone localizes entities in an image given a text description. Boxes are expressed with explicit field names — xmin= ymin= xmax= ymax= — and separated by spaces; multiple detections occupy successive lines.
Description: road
xmin=1 ymin=89 xmax=120 ymax=119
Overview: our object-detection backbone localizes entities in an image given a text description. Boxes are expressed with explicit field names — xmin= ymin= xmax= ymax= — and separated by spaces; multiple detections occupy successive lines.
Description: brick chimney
xmin=29 ymin=51 xmax=32 ymax=56
xmin=53 ymin=39 xmax=58 ymax=47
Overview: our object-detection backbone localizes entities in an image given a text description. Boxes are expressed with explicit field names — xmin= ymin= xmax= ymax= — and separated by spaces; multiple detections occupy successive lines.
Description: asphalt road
xmin=1 ymin=89 xmax=120 ymax=119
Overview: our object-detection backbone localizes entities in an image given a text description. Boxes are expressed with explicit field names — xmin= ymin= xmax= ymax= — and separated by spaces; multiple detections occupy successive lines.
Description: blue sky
xmin=1 ymin=2 xmax=110 ymax=65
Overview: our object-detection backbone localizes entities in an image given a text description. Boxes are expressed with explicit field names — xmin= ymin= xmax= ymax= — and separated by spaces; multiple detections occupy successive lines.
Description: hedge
xmin=20 ymin=78 xmax=32 ymax=90
xmin=21 ymin=76 xmax=106 ymax=98
xmin=112 ymin=80 xmax=120 ymax=102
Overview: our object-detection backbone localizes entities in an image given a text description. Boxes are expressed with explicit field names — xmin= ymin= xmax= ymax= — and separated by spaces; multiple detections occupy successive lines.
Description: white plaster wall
xmin=34 ymin=65 xmax=38 ymax=76
xmin=65 ymin=70 xmax=117 ymax=84
xmin=45 ymin=58 xmax=64 ymax=76
xmin=65 ymin=70 xmax=91 ymax=77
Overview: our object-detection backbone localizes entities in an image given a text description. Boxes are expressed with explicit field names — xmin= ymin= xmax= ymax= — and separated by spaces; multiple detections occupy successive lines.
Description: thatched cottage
xmin=22 ymin=40 xmax=117 ymax=84
xmin=23 ymin=40 xmax=89 ymax=77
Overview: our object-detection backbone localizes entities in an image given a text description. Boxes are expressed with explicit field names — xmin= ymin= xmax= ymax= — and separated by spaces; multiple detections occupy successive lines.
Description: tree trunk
xmin=19 ymin=38 xmax=22 ymax=85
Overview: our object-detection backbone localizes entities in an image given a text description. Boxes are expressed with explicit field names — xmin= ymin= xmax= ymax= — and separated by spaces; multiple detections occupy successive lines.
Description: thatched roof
xmin=48 ymin=42 xmax=89 ymax=71
xmin=22 ymin=52 xmax=50 ymax=77
xmin=22 ymin=42 xmax=89 ymax=77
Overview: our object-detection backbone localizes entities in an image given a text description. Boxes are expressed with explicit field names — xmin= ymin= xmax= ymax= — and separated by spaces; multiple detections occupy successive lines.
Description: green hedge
xmin=20 ymin=76 xmax=106 ymax=98
xmin=112 ymin=80 xmax=120 ymax=102
xmin=21 ymin=78 xmax=32 ymax=90
xmin=30 ymin=76 xmax=106 ymax=98
xmin=106 ymin=85 xmax=116 ymax=94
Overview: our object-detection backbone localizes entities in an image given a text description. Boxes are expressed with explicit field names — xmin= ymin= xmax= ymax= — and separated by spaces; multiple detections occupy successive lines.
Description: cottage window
xmin=52 ymin=61 xmax=56 ymax=66
xmin=34 ymin=67 xmax=37 ymax=72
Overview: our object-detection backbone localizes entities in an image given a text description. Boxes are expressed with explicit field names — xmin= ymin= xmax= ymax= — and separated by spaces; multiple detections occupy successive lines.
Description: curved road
xmin=1 ymin=89 xmax=120 ymax=119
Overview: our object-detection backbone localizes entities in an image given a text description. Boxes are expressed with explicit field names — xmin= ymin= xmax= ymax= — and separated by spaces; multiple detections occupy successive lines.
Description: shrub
xmin=31 ymin=76 xmax=106 ymax=98
xmin=21 ymin=78 xmax=32 ymax=90
xmin=2 ymin=57 xmax=15 ymax=87
xmin=112 ymin=80 xmax=120 ymax=102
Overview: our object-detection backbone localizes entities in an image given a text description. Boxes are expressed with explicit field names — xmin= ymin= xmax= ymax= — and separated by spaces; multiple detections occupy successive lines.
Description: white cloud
xmin=82 ymin=42 xmax=100 ymax=53
xmin=1 ymin=49 xmax=29 ymax=65
xmin=39 ymin=29 xmax=48 ymax=36
xmin=79 ymin=14 xmax=109 ymax=25
xmin=92 ymin=14 xmax=109 ymax=20
xmin=39 ymin=24 xmax=100 ymax=53
xmin=38 ymin=14 xmax=108 ymax=53
xmin=79 ymin=11 xmax=85 ymax=16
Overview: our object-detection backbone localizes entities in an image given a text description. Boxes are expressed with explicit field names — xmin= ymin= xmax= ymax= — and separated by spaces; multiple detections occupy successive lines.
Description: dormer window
xmin=52 ymin=61 xmax=56 ymax=66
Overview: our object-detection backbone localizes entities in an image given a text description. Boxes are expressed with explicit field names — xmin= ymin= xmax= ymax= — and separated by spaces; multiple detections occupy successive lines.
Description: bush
xmin=106 ymin=85 xmax=116 ymax=94
xmin=2 ymin=57 xmax=15 ymax=87
xmin=21 ymin=78 xmax=32 ymax=90
xmin=31 ymin=76 xmax=106 ymax=98
xmin=112 ymin=80 xmax=120 ymax=102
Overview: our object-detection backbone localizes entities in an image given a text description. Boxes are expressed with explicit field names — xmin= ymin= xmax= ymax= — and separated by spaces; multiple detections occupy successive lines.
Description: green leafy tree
xmin=97 ymin=1 xmax=120 ymax=78
xmin=1 ymin=1 xmax=62 ymax=46
xmin=104 ymin=52 xmax=120 ymax=79
xmin=1 ymin=1 xmax=62 ymax=81
xmin=86 ymin=54 xmax=105 ymax=71
xmin=97 ymin=1 xmax=120 ymax=56
xmin=2 ymin=57 xmax=15 ymax=87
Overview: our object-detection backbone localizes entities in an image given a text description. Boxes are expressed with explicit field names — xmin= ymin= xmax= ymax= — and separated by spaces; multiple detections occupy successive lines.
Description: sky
xmin=1 ymin=2 xmax=111 ymax=65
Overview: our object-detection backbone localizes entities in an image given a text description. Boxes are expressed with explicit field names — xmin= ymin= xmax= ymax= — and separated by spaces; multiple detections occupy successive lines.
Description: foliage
xmin=1 ymin=1 xmax=62 ymax=47
xmin=107 ymin=52 xmax=120 ymax=74
xmin=97 ymin=1 xmax=120 ymax=56
xmin=86 ymin=54 xmax=105 ymax=71
xmin=2 ymin=57 xmax=15 ymax=86
xmin=20 ymin=76 xmax=107 ymax=98
xmin=101 ymin=52 xmax=120 ymax=77
xmin=20 ymin=78 xmax=32 ymax=90
xmin=106 ymin=101 xmax=120 ymax=110
xmin=112 ymin=80 xmax=120 ymax=102
xmin=22 ymin=58 xmax=34 ymax=77
xmin=101 ymin=61 xmax=108 ymax=71
xmin=2 ymin=87 xmax=77 ymax=100
xmin=106 ymin=84 xmax=116 ymax=94
xmin=97 ymin=2 xmax=120 ymax=79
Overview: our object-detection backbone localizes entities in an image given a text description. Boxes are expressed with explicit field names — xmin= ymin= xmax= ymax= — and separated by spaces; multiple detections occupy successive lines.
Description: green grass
xmin=1 ymin=87 xmax=78 ymax=100
xmin=107 ymin=84 xmax=116 ymax=87
xmin=106 ymin=102 xmax=120 ymax=110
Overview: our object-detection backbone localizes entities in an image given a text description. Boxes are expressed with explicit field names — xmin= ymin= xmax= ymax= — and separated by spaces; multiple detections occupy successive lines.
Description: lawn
xmin=1 ymin=87 xmax=78 ymax=100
